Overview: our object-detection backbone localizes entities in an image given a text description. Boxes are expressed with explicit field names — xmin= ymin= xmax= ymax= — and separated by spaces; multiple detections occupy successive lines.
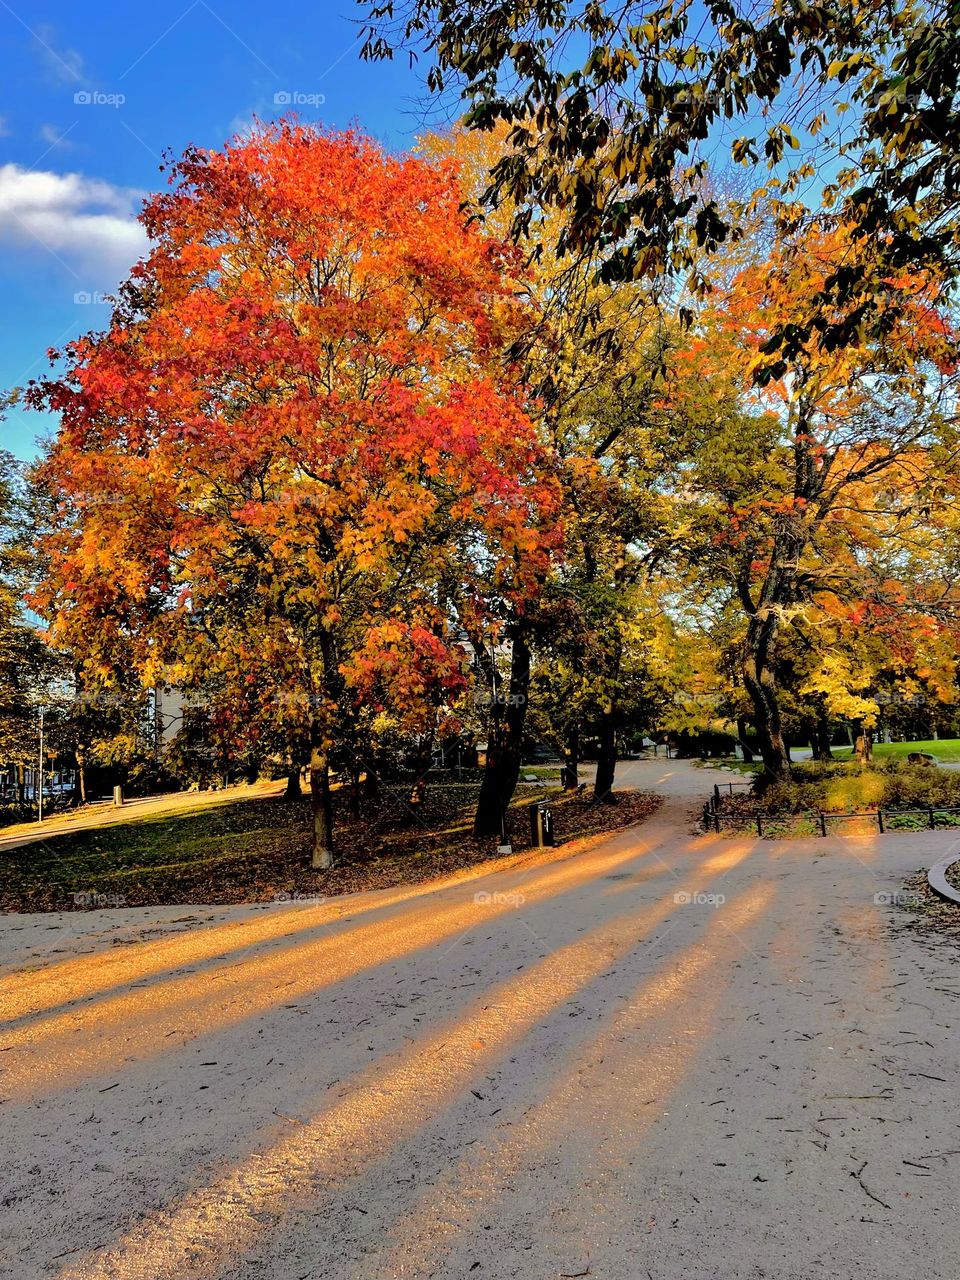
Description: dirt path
xmin=1 ymin=759 xmax=958 ymax=1279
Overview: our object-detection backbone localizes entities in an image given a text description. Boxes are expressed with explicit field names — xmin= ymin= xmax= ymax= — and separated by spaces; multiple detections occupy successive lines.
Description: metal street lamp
xmin=38 ymin=705 xmax=46 ymax=824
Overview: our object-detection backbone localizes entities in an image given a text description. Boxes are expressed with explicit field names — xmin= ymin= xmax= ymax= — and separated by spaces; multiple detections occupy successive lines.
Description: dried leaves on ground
xmin=897 ymin=869 xmax=960 ymax=943
xmin=0 ymin=782 xmax=661 ymax=913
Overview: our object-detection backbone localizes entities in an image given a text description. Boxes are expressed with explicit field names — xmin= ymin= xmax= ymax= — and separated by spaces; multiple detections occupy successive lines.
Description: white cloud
xmin=0 ymin=118 xmax=10 ymax=139
xmin=38 ymin=124 xmax=73 ymax=149
xmin=0 ymin=164 xmax=149 ymax=284
xmin=32 ymin=24 xmax=86 ymax=84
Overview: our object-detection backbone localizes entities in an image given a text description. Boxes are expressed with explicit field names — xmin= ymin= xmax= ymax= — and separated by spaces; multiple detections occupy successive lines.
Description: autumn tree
xmin=678 ymin=220 xmax=960 ymax=778
xmin=30 ymin=123 xmax=557 ymax=866
xmin=424 ymin=123 xmax=693 ymax=812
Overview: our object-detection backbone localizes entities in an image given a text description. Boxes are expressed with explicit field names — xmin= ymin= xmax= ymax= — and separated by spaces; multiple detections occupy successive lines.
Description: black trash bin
xmin=529 ymin=801 xmax=555 ymax=848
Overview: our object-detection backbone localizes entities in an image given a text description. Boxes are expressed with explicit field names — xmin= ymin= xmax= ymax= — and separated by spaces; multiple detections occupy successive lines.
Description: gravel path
xmin=1 ymin=759 xmax=958 ymax=1280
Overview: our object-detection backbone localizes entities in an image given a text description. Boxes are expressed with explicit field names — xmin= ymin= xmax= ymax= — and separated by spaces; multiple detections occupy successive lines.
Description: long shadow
xmin=345 ymin=881 xmax=778 ymax=1280
xmin=38 ymin=843 xmax=762 ymax=1280
xmin=0 ymin=818 xmax=741 ymax=1101
xmin=0 ymin=792 xmax=686 ymax=1028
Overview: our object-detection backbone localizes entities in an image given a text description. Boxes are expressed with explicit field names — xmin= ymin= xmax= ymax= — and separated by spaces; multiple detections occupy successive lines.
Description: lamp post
xmin=38 ymin=705 xmax=46 ymax=823
xmin=488 ymin=631 xmax=510 ymax=851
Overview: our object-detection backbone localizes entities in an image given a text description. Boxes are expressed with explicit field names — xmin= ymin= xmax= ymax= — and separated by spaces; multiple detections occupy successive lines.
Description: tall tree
xmin=0 ymin=431 xmax=52 ymax=798
xmin=678 ymin=220 xmax=959 ymax=778
xmin=425 ymin=123 xmax=689 ymax=815
xmin=30 ymin=123 xmax=558 ymax=865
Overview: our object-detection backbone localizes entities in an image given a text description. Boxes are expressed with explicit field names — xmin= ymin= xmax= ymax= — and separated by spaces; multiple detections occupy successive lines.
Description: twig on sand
xmin=852 ymin=1161 xmax=892 ymax=1211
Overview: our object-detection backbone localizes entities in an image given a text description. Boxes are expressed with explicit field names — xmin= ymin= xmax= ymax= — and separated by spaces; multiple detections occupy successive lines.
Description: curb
xmin=928 ymin=854 xmax=960 ymax=905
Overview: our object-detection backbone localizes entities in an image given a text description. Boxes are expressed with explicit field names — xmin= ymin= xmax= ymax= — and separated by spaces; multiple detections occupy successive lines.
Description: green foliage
xmin=0 ymin=447 xmax=53 ymax=768
xmin=759 ymin=814 xmax=819 ymax=838
xmin=823 ymin=771 xmax=888 ymax=813
xmin=758 ymin=761 xmax=960 ymax=814
xmin=0 ymin=801 xmax=32 ymax=829
xmin=879 ymin=767 xmax=960 ymax=811
xmin=363 ymin=1 xmax=960 ymax=348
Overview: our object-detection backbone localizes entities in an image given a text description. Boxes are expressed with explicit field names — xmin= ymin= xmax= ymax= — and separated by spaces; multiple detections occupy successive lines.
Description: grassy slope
xmin=833 ymin=739 xmax=960 ymax=762
xmin=709 ymin=740 xmax=960 ymax=767
xmin=0 ymin=781 xmax=660 ymax=912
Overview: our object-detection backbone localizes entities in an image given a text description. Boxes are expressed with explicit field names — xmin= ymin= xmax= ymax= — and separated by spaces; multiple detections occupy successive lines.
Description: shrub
xmin=821 ymin=772 xmax=887 ymax=812
xmin=885 ymin=811 xmax=928 ymax=831
xmin=880 ymin=767 xmax=960 ymax=809
xmin=757 ymin=778 xmax=824 ymax=813
xmin=751 ymin=760 xmax=960 ymax=815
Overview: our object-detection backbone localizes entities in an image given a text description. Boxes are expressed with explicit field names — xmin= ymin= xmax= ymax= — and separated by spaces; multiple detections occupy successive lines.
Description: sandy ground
xmin=1 ymin=758 xmax=959 ymax=1280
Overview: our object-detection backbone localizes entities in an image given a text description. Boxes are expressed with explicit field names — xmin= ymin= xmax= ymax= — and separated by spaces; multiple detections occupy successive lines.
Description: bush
xmin=879 ymin=767 xmax=960 ymax=809
xmin=752 ymin=760 xmax=960 ymax=815
xmin=822 ymin=772 xmax=888 ymax=812
xmin=759 ymin=779 xmax=823 ymax=814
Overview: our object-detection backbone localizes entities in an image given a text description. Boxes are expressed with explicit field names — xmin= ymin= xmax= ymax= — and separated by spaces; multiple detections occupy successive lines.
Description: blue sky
xmin=0 ymin=1 xmax=432 ymax=460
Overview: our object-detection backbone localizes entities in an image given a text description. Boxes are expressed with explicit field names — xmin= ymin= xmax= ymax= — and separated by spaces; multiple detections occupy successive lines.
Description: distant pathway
xmin=0 ymin=780 xmax=282 ymax=853
xmin=1 ymin=759 xmax=959 ymax=1279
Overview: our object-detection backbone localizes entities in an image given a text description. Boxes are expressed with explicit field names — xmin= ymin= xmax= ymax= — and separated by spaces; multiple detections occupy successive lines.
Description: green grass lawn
xmin=697 ymin=756 xmax=759 ymax=775
xmin=833 ymin=738 xmax=960 ymax=762
xmin=518 ymin=765 xmax=563 ymax=780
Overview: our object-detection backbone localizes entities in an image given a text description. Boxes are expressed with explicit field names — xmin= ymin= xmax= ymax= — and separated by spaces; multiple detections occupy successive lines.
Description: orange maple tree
xmin=30 ymin=122 xmax=560 ymax=864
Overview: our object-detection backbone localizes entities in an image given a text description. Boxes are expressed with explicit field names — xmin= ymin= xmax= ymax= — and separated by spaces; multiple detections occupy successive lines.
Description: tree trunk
xmin=283 ymin=766 xmax=302 ymax=800
xmin=70 ymin=747 xmax=88 ymax=806
xmin=854 ymin=723 xmax=873 ymax=764
xmin=406 ymin=738 xmax=433 ymax=820
xmin=563 ymin=727 xmax=580 ymax=790
xmin=592 ymin=630 xmax=623 ymax=804
xmin=310 ymin=628 xmax=342 ymax=868
xmin=349 ymin=769 xmax=363 ymax=817
xmin=593 ymin=707 xmax=618 ymax=804
xmin=742 ymin=609 xmax=791 ymax=780
xmin=810 ymin=711 xmax=834 ymax=761
xmin=473 ymin=632 xmax=531 ymax=839
xmin=310 ymin=745 xmax=334 ymax=869
xmin=735 ymin=717 xmax=755 ymax=762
